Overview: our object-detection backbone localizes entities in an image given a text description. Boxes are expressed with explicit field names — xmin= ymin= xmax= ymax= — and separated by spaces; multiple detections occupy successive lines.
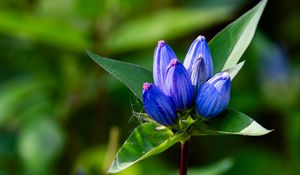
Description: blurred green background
xmin=0 ymin=0 xmax=299 ymax=175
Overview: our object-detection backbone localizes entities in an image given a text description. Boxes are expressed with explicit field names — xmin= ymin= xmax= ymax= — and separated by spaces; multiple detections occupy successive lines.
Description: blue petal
xmin=196 ymin=72 xmax=231 ymax=117
xmin=183 ymin=35 xmax=214 ymax=78
xmin=153 ymin=40 xmax=177 ymax=90
xmin=142 ymin=82 xmax=178 ymax=126
xmin=190 ymin=56 xmax=207 ymax=94
xmin=164 ymin=59 xmax=194 ymax=112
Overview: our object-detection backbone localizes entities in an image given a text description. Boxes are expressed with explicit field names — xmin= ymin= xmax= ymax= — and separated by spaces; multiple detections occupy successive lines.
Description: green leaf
xmin=191 ymin=109 xmax=272 ymax=136
xmin=225 ymin=61 xmax=245 ymax=81
xmin=103 ymin=5 xmax=237 ymax=53
xmin=87 ymin=51 xmax=152 ymax=100
xmin=108 ymin=123 xmax=188 ymax=173
xmin=209 ymin=0 xmax=267 ymax=73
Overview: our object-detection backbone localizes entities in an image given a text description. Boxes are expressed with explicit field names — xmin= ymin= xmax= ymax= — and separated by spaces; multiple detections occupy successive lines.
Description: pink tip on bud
xmin=143 ymin=82 xmax=152 ymax=90
xmin=158 ymin=40 xmax=166 ymax=47
xmin=171 ymin=58 xmax=179 ymax=65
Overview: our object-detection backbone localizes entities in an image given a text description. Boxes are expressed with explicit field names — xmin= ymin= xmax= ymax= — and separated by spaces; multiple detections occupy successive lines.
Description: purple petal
xmin=196 ymin=72 xmax=231 ymax=117
xmin=190 ymin=56 xmax=207 ymax=94
xmin=153 ymin=40 xmax=177 ymax=90
xmin=142 ymin=82 xmax=178 ymax=126
xmin=164 ymin=59 xmax=194 ymax=112
xmin=183 ymin=35 xmax=214 ymax=78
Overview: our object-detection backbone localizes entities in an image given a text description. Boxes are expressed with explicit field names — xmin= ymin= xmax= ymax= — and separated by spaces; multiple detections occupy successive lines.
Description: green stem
xmin=180 ymin=138 xmax=190 ymax=175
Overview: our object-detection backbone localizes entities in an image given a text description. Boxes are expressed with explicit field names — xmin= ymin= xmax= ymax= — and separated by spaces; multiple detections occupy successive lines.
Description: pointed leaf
xmin=191 ymin=109 xmax=272 ymax=136
xmin=225 ymin=61 xmax=245 ymax=81
xmin=87 ymin=51 xmax=152 ymax=100
xmin=209 ymin=0 xmax=267 ymax=73
xmin=108 ymin=123 xmax=188 ymax=173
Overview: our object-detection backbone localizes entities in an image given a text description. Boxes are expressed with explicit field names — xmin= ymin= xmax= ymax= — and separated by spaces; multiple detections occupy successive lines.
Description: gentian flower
xmin=183 ymin=35 xmax=214 ymax=78
xmin=153 ymin=40 xmax=177 ymax=89
xmin=190 ymin=56 xmax=206 ymax=94
xmin=164 ymin=58 xmax=194 ymax=111
xmin=142 ymin=35 xmax=231 ymax=126
xmin=196 ymin=72 xmax=231 ymax=117
xmin=142 ymin=83 xmax=178 ymax=126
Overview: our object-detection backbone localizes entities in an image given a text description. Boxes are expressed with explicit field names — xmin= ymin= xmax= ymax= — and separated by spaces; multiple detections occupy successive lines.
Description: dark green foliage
xmin=0 ymin=0 xmax=299 ymax=175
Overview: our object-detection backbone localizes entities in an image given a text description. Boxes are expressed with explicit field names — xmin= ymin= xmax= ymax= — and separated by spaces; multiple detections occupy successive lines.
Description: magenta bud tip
xmin=143 ymin=82 xmax=152 ymax=90
xmin=158 ymin=40 xmax=166 ymax=47
xmin=171 ymin=58 xmax=179 ymax=65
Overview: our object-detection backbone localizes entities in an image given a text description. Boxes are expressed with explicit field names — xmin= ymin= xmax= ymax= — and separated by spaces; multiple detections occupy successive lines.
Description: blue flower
xmin=142 ymin=35 xmax=231 ymax=126
xmin=190 ymin=56 xmax=207 ymax=94
xmin=142 ymin=83 xmax=178 ymax=126
xmin=183 ymin=35 xmax=214 ymax=78
xmin=164 ymin=58 xmax=194 ymax=112
xmin=196 ymin=72 xmax=231 ymax=117
xmin=153 ymin=40 xmax=177 ymax=89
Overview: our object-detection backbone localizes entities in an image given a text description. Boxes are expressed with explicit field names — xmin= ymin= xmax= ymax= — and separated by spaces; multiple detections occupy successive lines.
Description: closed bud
xmin=190 ymin=56 xmax=207 ymax=94
xmin=153 ymin=40 xmax=177 ymax=90
xmin=142 ymin=83 xmax=178 ymax=126
xmin=164 ymin=59 xmax=194 ymax=112
xmin=196 ymin=72 xmax=231 ymax=117
xmin=183 ymin=35 xmax=213 ymax=78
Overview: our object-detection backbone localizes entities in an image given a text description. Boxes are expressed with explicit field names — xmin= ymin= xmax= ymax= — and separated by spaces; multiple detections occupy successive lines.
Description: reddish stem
xmin=180 ymin=139 xmax=190 ymax=175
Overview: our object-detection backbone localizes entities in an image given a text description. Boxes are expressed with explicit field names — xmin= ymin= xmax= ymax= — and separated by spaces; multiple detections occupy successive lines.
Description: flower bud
xmin=153 ymin=40 xmax=177 ymax=89
xmin=142 ymin=82 xmax=178 ymax=126
xmin=183 ymin=35 xmax=213 ymax=78
xmin=190 ymin=56 xmax=207 ymax=94
xmin=196 ymin=72 xmax=231 ymax=117
xmin=164 ymin=59 xmax=194 ymax=112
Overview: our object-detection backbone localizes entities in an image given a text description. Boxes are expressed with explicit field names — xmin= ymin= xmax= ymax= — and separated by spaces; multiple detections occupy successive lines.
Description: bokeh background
xmin=0 ymin=0 xmax=299 ymax=175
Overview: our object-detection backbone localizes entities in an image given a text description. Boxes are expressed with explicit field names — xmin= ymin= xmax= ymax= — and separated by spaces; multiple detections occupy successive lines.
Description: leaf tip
xmin=85 ymin=50 xmax=96 ymax=60
xmin=240 ymin=121 xmax=273 ymax=136
xmin=106 ymin=161 xmax=122 ymax=174
xmin=263 ymin=128 xmax=274 ymax=135
xmin=240 ymin=60 xmax=246 ymax=65
xmin=107 ymin=168 xmax=116 ymax=174
xmin=257 ymin=0 xmax=268 ymax=14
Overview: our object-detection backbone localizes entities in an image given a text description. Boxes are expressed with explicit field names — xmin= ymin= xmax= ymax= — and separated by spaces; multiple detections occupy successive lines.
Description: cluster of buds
xmin=142 ymin=36 xmax=231 ymax=126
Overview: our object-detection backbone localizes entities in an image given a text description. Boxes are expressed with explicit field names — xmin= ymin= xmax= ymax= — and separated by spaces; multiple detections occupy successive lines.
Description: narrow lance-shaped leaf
xmin=108 ymin=123 xmax=188 ymax=173
xmin=209 ymin=0 xmax=267 ymax=73
xmin=87 ymin=50 xmax=153 ymax=100
xmin=225 ymin=61 xmax=245 ymax=81
xmin=191 ymin=109 xmax=272 ymax=136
